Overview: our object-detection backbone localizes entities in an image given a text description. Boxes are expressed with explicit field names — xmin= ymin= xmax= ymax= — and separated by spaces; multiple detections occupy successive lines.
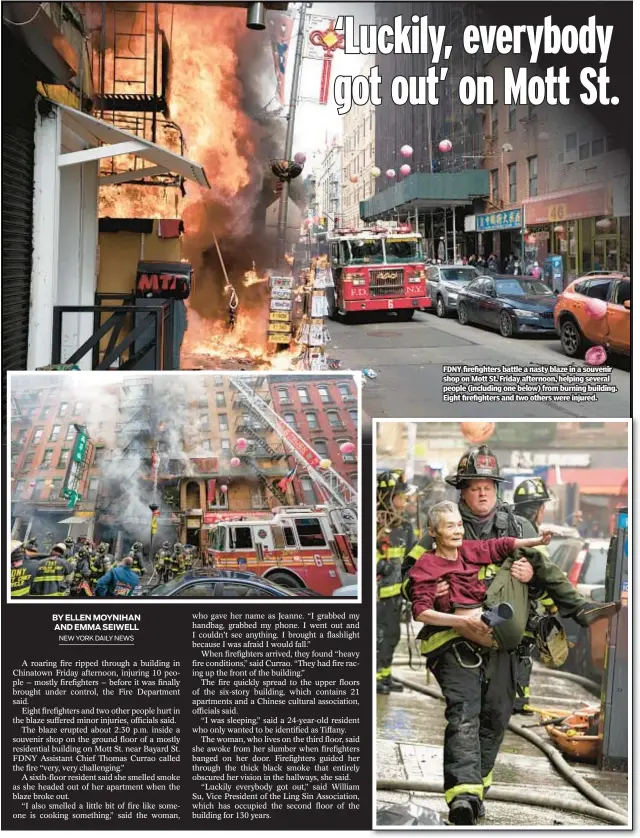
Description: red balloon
xmin=230 ymin=457 xmax=241 ymax=467
xmin=585 ymin=345 xmax=607 ymax=366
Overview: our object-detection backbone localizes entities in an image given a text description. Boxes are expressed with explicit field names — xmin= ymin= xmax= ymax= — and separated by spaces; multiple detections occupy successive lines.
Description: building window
xmin=327 ymin=410 xmax=342 ymax=428
xmin=73 ymin=402 xmax=82 ymax=416
xmin=313 ymin=439 xmax=329 ymax=458
xmin=297 ymin=386 xmax=310 ymax=404
xmin=40 ymin=405 xmax=51 ymax=420
xmin=489 ymin=105 xmax=498 ymax=138
xmin=251 ymin=489 xmax=269 ymax=509
xmin=216 ymin=392 xmax=225 ymax=407
xmin=508 ymin=103 xmax=516 ymax=131
xmin=283 ymin=411 xmax=298 ymax=429
xmin=277 ymin=388 xmax=292 ymax=405
xmin=201 ymin=439 xmax=212 ymax=451
xmin=338 ymin=383 xmax=352 ymax=400
xmin=218 ymin=414 xmax=228 ymax=431
xmin=591 ymin=138 xmax=604 ymax=157
xmin=86 ymin=478 xmax=100 ymax=501
xmin=58 ymin=449 xmax=70 ymax=468
xmin=508 ymin=163 xmax=517 ymax=203
xmin=337 ymin=439 xmax=356 ymax=462
xmin=490 ymin=169 xmax=499 ymax=204
xmin=15 ymin=429 xmax=27 ymax=447
xmin=40 ymin=449 xmax=54 ymax=468
xmin=50 ymin=425 xmax=61 ymax=442
xmin=59 ymin=402 xmax=68 ymax=417
xmin=31 ymin=479 xmax=46 ymax=500
xmin=32 ymin=428 xmax=43 ymax=445
xmin=14 ymin=479 xmax=26 ymax=499
xmin=21 ymin=453 xmax=35 ymax=472
xmin=565 ymin=133 xmax=577 ymax=153
xmin=300 ymin=476 xmax=316 ymax=505
xmin=317 ymin=385 xmax=331 ymax=403
xmin=606 ymin=134 xmax=618 ymax=153
xmin=214 ymin=375 xmax=223 ymax=385
xmin=50 ymin=479 xmax=62 ymax=499
xmin=221 ymin=439 xmax=231 ymax=451
xmin=305 ymin=411 xmax=319 ymax=430
xmin=66 ymin=424 xmax=76 ymax=441
xmin=579 ymin=142 xmax=591 ymax=161
xmin=527 ymin=156 xmax=538 ymax=197
xmin=348 ymin=409 xmax=358 ymax=425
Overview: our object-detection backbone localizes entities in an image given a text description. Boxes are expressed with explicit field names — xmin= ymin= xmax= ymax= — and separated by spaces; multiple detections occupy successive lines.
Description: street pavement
xmin=328 ymin=310 xmax=630 ymax=419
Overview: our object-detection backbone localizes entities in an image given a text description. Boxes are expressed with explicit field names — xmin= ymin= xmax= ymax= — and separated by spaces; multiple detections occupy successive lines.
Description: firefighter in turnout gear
xmin=154 ymin=541 xmax=172 ymax=582
xmin=169 ymin=542 xmax=186 ymax=578
xmin=129 ymin=541 xmax=146 ymax=578
xmin=30 ymin=544 xmax=74 ymax=597
xmin=376 ymin=470 xmax=417 ymax=695
xmin=404 ymin=447 xmax=620 ymax=825
xmin=11 ymin=541 xmax=40 ymax=597
xmin=71 ymin=547 xmax=94 ymax=596
xmin=90 ymin=543 xmax=113 ymax=583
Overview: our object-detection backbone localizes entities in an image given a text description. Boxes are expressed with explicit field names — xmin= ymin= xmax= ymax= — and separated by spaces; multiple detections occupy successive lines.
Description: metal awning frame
xmin=52 ymin=100 xmax=211 ymax=189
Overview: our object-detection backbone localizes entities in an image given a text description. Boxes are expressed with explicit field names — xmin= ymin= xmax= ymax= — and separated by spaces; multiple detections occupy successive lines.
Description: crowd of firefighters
xmin=10 ymin=535 xmax=198 ymax=598
xmin=376 ymin=446 xmax=620 ymax=826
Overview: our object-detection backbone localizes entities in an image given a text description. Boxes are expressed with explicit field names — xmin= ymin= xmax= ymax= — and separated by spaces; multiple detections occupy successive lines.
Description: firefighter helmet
xmin=132 ymin=541 xmax=143 ymax=550
xmin=173 ymin=542 xmax=182 ymax=551
xmin=65 ymin=537 xmax=74 ymax=546
xmin=53 ymin=542 xmax=67 ymax=554
xmin=11 ymin=540 xmax=24 ymax=556
xmin=77 ymin=547 xmax=90 ymax=558
xmin=162 ymin=541 xmax=170 ymax=549
xmin=445 ymin=445 xmax=505 ymax=488
xmin=377 ymin=470 xmax=416 ymax=508
xmin=97 ymin=543 xmax=108 ymax=554
xmin=25 ymin=537 xmax=38 ymax=549
xmin=513 ymin=477 xmax=552 ymax=507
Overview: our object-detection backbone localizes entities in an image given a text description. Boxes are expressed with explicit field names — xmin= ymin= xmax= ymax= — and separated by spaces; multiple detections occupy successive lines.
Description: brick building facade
xmin=269 ymin=376 xmax=359 ymax=505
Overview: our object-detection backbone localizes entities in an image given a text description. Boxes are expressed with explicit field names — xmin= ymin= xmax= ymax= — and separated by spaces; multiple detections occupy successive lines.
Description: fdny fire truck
xmin=202 ymin=505 xmax=356 ymax=596
xmin=326 ymin=225 xmax=430 ymax=321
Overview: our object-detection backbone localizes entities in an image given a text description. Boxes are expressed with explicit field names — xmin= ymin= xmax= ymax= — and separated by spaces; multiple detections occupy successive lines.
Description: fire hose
xmin=212 ymin=230 xmax=239 ymax=327
xmin=387 ymin=674 xmax=627 ymax=822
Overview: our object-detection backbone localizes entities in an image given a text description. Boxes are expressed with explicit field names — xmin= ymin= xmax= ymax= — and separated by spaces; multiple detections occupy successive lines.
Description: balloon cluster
xmin=372 ymin=139 xmax=452 ymax=180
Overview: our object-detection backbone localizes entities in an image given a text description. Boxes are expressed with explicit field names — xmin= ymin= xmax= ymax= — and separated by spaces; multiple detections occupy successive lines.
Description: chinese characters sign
xmin=476 ymin=208 xmax=522 ymax=231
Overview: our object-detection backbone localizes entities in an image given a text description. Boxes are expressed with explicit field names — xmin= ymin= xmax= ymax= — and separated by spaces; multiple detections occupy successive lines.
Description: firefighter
xmin=30 ymin=544 xmax=74 ymax=597
xmin=10 ymin=541 xmax=41 ymax=597
xmin=72 ymin=546 xmax=94 ymax=596
xmin=129 ymin=541 xmax=146 ymax=578
xmin=24 ymin=537 xmax=41 ymax=559
xmin=511 ymin=477 xmax=560 ymax=713
xmin=154 ymin=541 xmax=172 ymax=582
xmin=183 ymin=545 xmax=195 ymax=571
xmin=169 ymin=542 xmax=185 ymax=578
xmin=95 ymin=556 xmax=140 ymax=597
xmin=376 ymin=470 xmax=417 ymax=695
xmin=64 ymin=536 xmax=75 ymax=557
xmin=90 ymin=543 xmax=113 ymax=584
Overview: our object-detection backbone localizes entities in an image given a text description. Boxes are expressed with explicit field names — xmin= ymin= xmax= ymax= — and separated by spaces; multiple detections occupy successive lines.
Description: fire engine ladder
xmin=230 ymin=378 xmax=358 ymax=527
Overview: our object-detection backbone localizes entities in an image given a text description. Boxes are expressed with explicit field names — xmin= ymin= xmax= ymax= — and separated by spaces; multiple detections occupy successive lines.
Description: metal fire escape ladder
xmin=237 ymin=456 xmax=288 ymax=505
xmin=230 ymin=378 xmax=358 ymax=510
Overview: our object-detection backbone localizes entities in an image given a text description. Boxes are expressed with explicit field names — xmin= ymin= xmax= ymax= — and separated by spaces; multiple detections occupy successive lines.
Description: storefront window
xmin=580 ymin=218 xmax=593 ymax=273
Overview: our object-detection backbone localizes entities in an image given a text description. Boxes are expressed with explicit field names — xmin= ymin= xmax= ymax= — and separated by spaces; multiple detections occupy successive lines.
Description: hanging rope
xmin=212 ymin=230 xmax=239 ymax=328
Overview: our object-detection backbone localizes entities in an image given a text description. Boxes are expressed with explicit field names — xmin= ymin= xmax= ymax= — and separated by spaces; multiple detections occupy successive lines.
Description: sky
xmin=284 ymin=2 xmax=375 ymax=162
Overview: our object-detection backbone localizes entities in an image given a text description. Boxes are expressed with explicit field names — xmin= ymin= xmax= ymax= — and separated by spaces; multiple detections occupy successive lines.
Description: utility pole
xmin=276 ymin=2 xmax=308 ymax=266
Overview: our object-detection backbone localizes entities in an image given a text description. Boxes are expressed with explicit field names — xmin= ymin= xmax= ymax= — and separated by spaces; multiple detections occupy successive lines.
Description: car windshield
xmin=495 ymin=279 xmax=553 ymax=297
xmin=581 ymin=546 xmax=609 ymax=586
xmin=441 ymin=268 xmax=479 ymax=285
xmin=348 ymin=238 xmax=384 ymax=264
xmin=384 ymin=238 xmax=423 ymax=263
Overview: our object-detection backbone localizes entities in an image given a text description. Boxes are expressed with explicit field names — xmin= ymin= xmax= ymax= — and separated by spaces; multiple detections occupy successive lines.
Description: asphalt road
xmin=327 ymin=310 xmax=630 ymax=419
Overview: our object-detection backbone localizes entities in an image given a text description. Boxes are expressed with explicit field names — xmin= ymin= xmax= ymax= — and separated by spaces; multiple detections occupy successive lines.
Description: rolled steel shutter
xmin=2 ymin=31 xmax=37 ymax=371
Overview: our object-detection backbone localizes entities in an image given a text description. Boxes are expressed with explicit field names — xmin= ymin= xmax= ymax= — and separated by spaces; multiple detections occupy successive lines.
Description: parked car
xmin=554 ymin=272 xmax=630 ymax=358
xmin=136 ymin=569 xmax=321 ymax=598
xmin=425 ymin=264 xmax=482 ymax=317
xmin=456 ymin=275 xmax=558 ymax=337
xmin=548 ymin=537 xmax=612 ymax=680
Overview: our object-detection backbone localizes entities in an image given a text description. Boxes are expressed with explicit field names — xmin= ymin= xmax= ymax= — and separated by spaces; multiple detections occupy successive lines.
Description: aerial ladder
xmin=229 ymin=377 xmax=358 ymax=541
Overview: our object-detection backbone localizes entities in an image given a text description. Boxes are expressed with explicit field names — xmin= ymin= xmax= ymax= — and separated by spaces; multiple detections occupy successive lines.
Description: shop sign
xmin=510 ymin=451 xmax=592 ymax=469
xmin=523 ymin=186 xmax=611 ymax=225
xmin=476 ymin=208 xmax=522 ymax=231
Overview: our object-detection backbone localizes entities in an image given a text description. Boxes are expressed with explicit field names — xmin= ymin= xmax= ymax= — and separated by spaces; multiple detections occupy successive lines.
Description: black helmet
xmin=77 ymin=547 xmax=90 ymax=558
xmin=132 ymin=541 xmax=143 ymax=550
xmin=446 ymin=445 xmax=505 ymax=488
xmin=65 ymin=537 xmax=74 ymax=546
xmin=513 ymin=477 xmax=552 ymax=506
xmin=377 ymin=470 xmax=416 ymax=508
xmin=97 ymin=543 xmax=108 ymax=554
xmin=173 ymin=542 xmax=182 ymax=551
xmin=162 ymin=541 xmax=170 ymax=549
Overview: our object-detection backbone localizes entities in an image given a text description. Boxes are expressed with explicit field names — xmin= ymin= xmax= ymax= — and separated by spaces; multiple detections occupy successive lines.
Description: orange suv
xmin=554 ymin=272 xmax=630 ymax=358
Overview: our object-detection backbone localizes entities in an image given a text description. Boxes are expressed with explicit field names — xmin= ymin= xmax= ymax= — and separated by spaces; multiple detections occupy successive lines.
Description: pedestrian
xmin=530 ymin=261 xmax=541 ymax=279
xmin=376 ymin=471 xmax=417 ymax=695
xmin=30 ymin=543 xmax=74 ymax=597
xmin=486 ymin=254 xmax=499 ymax=273
xmin=513 ymin=259 xmax=523 ymax=276
xmin=237 ymin=557 xmax=250 ymax=572
xmin=95 ymin=556 xmax=140 ymax=597
xmin=10 ymin=541 xmax=41 ymax=597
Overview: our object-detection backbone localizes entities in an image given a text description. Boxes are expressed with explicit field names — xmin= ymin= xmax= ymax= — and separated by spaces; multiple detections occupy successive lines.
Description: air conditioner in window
xmin=342 ymin=395 xmax=355 ymax=402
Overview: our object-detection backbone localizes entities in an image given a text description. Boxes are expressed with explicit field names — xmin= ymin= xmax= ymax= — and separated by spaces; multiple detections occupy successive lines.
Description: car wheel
xmin=396 ymin=309 xmax=414 ymax=321
xmin=436 ymin=296 xmax=447 ymax=318
xmin=267 ymin=571 xmax=304 ymax=590
xmin=560 ymin=319 xmax=587 ymax=358
xmin=457 ymin=302 xmax=469 ymax=325
xmin=499 ymin=311 xmax=515 ymax=338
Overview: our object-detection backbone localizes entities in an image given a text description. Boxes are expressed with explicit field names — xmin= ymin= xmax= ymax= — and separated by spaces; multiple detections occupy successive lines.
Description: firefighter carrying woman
xmin=376 ymin=449 xmax=620 ymax=825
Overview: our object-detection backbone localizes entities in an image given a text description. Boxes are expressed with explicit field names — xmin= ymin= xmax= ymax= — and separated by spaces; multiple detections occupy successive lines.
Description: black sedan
xmin=135 ymin=569 xmax=320 ymax=598
xmin=456 ymin=275 xmax=558 ymax=337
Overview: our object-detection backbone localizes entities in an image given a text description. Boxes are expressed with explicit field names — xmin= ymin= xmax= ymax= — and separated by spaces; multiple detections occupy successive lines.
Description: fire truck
xmin=202 ymin=505 xmax=356 ymax=596
xmin=199 ymin=377 xmax=359 ymax=596
xmin=326 ymin=224 xmax=430 ymax=321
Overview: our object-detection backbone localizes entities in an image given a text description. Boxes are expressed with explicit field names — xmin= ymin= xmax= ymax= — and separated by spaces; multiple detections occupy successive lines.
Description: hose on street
xmin=391 ymin=674 xmax=627 ymax=820
xmin=376 ymin=779 xmax=627 ymax=826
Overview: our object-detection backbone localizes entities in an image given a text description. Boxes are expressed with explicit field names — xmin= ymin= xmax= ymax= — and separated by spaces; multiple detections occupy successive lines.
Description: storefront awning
xmin=546 ymin=468 xmax=628 ymax=496
xmin=360 ymin=171 xmax=489 ymax=220
xmin=54 ymin=101 xmax=210 ymax=189
xmin=58 ymin=515 xmax=94 ymax=524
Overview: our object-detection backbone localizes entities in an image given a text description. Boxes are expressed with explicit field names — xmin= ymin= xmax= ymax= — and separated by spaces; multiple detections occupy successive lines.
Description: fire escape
xmin=90 ymin=2 xmax=185 ymax=186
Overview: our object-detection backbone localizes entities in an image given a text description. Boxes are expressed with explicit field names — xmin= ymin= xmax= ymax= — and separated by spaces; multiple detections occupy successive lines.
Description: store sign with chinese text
xmin=476 ymin=208 xmax=522 ymax=231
